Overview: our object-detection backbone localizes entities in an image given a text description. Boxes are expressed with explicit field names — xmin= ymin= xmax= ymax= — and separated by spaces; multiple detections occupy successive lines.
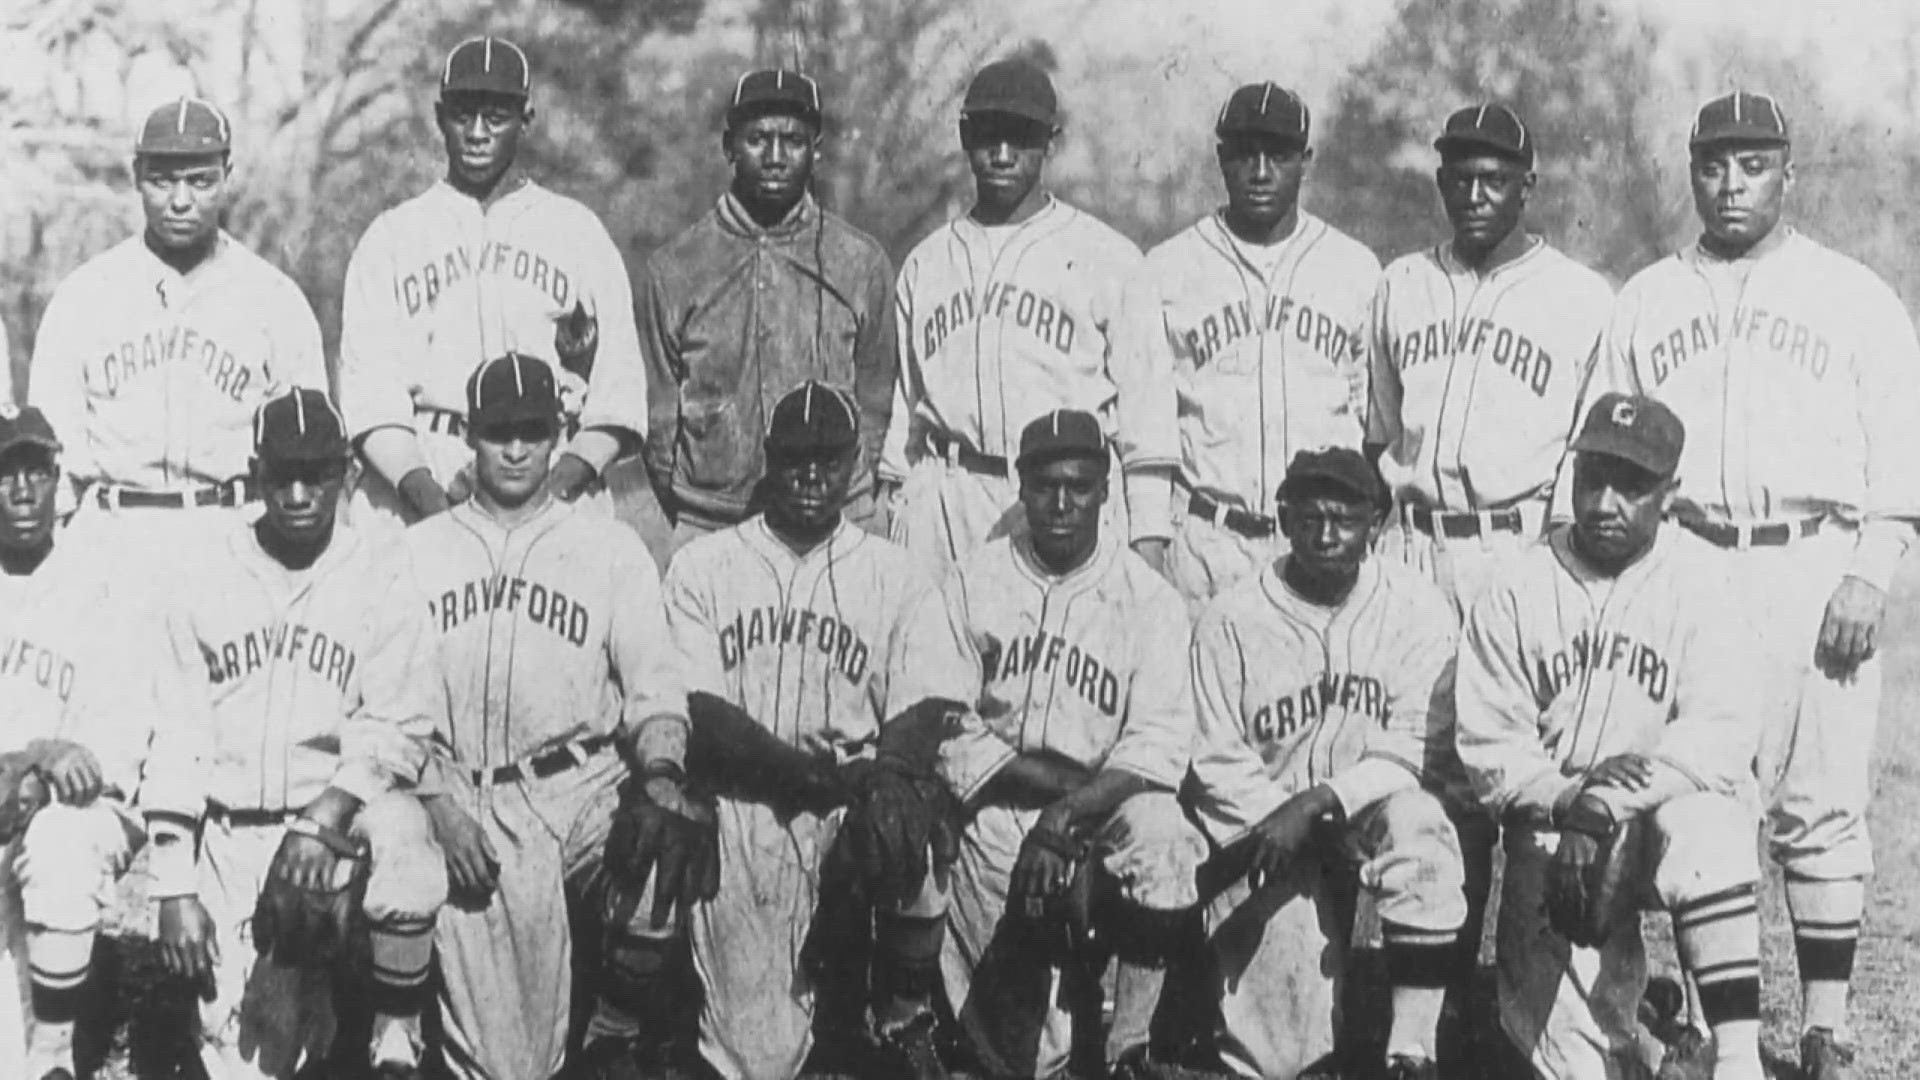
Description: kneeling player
xmin=1455 ymin=395 xmax=1766 ymax=1080
xmin=0 ymin=405 xmax=208 ymax=1080
xmin=162 ymin=389 xmax=450 ymax=1079
xmin=1185 ymin=447 xmax=1465 ymax=1080
xmin=893 ymin=409 xmax=1205 ymax=1080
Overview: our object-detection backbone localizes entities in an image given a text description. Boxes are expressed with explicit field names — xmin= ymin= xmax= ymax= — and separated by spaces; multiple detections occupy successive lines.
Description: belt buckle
xmin=1732 ymin=523 xmax=1753 ymax=551
xmin=939 ymin=439 xmax=963 ymax=466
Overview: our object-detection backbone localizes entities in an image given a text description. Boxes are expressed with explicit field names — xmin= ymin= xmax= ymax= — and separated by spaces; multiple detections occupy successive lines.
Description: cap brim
xmin=1434 ymin=134 xmax=1530 ymax=164
xmin=961 ymin=104 xmax=1057 ymax=126
xmin=1570 ymin=434 xmax=1671 ymax=477
xmin=469 ymin=402 xmax=560 ymax=427
xmin=1688 ymin=128 xmax=1789 ymax=149
xmin=727 ymin=100 xmax=822 ymax=128
xmin=1277 ymin=469 xmax=1387 ymax=508
xmin=1216 ymin=124 xmax=1308 ymax=144
xmin=0 ymin=435 xmax=60 ymax=457
xmin=1015 ymin=446 xmax=1108 ymax=474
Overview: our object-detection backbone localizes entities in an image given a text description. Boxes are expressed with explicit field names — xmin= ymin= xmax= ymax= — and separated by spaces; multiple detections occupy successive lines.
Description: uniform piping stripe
xmin=1692 ymin=959 xmax=1762 ymax=984
xmin=1671 ymin=882 xmax=1756 ymax=918
xmin=1381 ymin=926 xmax=1459 ymax=947
xmin=1794 ymin=922 xmax=1862 ymax=940
xmin=1259 ymin=83 xmax=1273 ymax=114
xmin=30 ymin=963 xmax=92 ymax=988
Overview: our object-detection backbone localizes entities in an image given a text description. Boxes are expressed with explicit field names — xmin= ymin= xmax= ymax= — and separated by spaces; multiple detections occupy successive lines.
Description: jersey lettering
xmin=921 ymin=281 xmax=1077 ymax=359
xmin=1176 ymin=294 xmax=1360 ymax=370
xmin=717 ymin=604 xmax=871 ymax=684
xmin=1250 ymin=672 xmax=1387 ymax=744
xmin=1534 ymin=629 xmax=1671 ymax=704
xmin=980 ymin=630 xmax=1122 ymax=717
xmin=399 ymin=241 xmax=574 ymax=317
xmin=0 ymin=635 xmax=77 ymax=703
xmin=98 ymin=324 xmax=256 ymax=402
xmin=430 ymin=575 xmax=591 ymax=646
xmin=200 ymin=621 xmax=358 ymax=693
xmin=1646 ymin=308 xmax=1833 ymax=385
xmin=1391 ymin=316 xmax=1553 ymax=397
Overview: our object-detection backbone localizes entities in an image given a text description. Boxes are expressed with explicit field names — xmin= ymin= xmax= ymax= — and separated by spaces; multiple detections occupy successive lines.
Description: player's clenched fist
xmin=1246 ymin=785 xmax=1344 ymax=891
xmin=28 ymin=737 xmax=104 ymax=805
xmin=1818 ymin=575 xmax=1886 ymax=679
xmin=600 ymin=769 xmax=720 ymax=930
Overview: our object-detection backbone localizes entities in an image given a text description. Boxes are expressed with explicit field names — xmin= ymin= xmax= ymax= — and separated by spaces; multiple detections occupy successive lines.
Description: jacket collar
xmin=716 ymin=190 xmax=818 ymax=241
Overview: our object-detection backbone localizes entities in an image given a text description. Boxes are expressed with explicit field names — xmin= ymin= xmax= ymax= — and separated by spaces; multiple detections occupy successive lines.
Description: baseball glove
xmin=833 ymin=763 xmax=962 ymax=905
xmin=1545 ymin=793 xmax=1642 ymax=949
xmin=0 ymin=752 xmax=50 ymax=844
xmin=252 ymin=817 xmax=371 ymax=968
xmin=687 ymin=691 xmax=850 ymax=813
xmin=600 ymin=770 xmax=721 ymax=931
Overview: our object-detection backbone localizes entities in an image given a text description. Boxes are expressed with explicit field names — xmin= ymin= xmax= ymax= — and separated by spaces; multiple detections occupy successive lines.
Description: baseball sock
xmin=586 ymin=928 xmax=680 ymax=1045
xmin=1786 ymin=874 xmax=1862 ymax=1038
xmin=871 ymin=910 xmax=944 ymax=1031
xmin=26 ymin=923 xmax=92 ymax=1075
xmin=367 ymin=914 xmax=436 ymax=1064
xmin=1672 ymin=883 xmax=1762 ymax=1078
xmin=1383 ymin=919 xmax=1456 ymax=1061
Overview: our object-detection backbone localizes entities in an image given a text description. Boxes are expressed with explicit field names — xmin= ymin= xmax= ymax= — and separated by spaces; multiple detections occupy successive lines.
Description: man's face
xmin=136 ymin=154 xmax=230 ymax=254
xmin=470 ymin=415 xmax=558 ymax=508
xmin=1436 ymin=149 xmax=1533 ymax=261
xmin=0 ymin=446 xmax=58 ymax=556
xmin=1278 ymin=488 xmax=1381 ymax=583
xmin=961 ymin=112 xmax=1053 ymax=215
xmin=437 ymin=91 xmax=530 ymax=192
xmin=726 ymin=113 xmax=819 ymax=212
xmin=254 ymin=455 xmax=347 ymax=544
xmin=1689 ymin=143 xmax=1792 ymax=252
xmin=1019 ymin=455 xmax=1106 ymax=569
xmin=763 ymin=444 xmax=855 ymax=535
xmin=1570 ymin=452 xmax=1674 ymax=565
xmin=1217 ymin=134 xmax=1310 ymax=234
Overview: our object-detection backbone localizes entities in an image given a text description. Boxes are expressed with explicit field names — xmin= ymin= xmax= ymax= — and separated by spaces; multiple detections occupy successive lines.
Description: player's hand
xmin=157 ymin=895 xmax=220 ymax=1001
xmin=29 ymin=739 xmax=103 ymax=805
xmin=548 ymin=452 xmax=598 ymax=502
xmin=397 ymin=467 xmax=452 ymax=522
xmin=1586 ymin=753 xmax=1655 ymax=793
xmin=444 ymin=464 xmax=475 ymax=506
xmin=553 ymin=299 xmax=599 ymax=379
xmin=423 ymin=795 xmax=500 ymax=903
xmin=1009 ymin=811 xmax=1083 ymax=916
xmin=1247 ymin=786 xmax=1342 ymax=891
xmin=1130 ymin=537 xmax=1171 ymax=579
xmin=1818 ymin=575 xmax=1886 ymax=679
xmin=1546 ymin=828 xmax=1604 ymax=932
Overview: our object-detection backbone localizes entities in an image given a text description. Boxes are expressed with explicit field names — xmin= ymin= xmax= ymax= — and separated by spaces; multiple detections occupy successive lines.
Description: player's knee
xmin=1376 ymin=788 xmax=1466 ymax=864
xmin=1098 ymin=790 xmax=1208 ymax=912
xmin=357 ymin=793 xmax=450 ymax=917
xmin=1363 ymin=790 xmax=1467 ymax=926
xmin=18 ymin=802 xmax=124 ymax=923
xmin=1652 ymin=794 xmax=1759 ymax=905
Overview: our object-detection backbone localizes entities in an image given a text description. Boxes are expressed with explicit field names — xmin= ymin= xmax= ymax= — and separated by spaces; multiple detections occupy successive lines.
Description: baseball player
xmin=1577 ymin=92 xmax=1920 ymax=1079
xmin=878 ymin=60 xmax=1160 ymax=566
xmin=890 ymin=408 xmax=1205 ymax=1080
xmin=1118 ymin=82 xmax=1381 ymax=608
xmin=1455 ymin=394 xmax=1767 ymax=1080
xmin=159 ymin=387 xmax=449 ymax=1080
xmin=1182 ymin=446 xmax=1463 ymax=1080
xmin=336 ymin=36 xmax=647 ymax=532
xmin=0 ymin=404 xmax=210 ymax=1080
xmin=27 ymin=96 xmax=327 ymax=567
xmin=663 ymin=381 xmax=960 ymax=1080
xmin=639 ymin=70 xmax=898 ymax=562
xmin=394 ymin=352 xmax=691 ymax=1080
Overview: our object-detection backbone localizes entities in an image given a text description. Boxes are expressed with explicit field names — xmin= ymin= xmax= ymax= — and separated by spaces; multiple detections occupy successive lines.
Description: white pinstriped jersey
xmin=1368 ymin=239 xmax=1612 ymax=511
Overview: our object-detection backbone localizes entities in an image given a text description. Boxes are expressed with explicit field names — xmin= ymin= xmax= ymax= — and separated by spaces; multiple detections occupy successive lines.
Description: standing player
xmin=397 ymin=352 xmax=692 ymax=1080
xmin=892 ymin=409 xmax=1205 ymax=1080
xmin=1455 ymin=394 xmax=1767 ymax=1080
xmin=1183 ymin=447 xmax=1464 ymax=1080
xmin=639 ymin=71 xmax=897 ymax=561
xmin=336 ymin=36 xmax=647 ymax=531
xmin=1580 ymin=92 xmax=1920 ymax=1079
xmin=163 ymin=388 xmax=449 ymax=1080
xmin=27 ymin=96 xmax=327 ymax=562
xmin=879 ymin=61 xmax=1161 ymax=566
xmin=0 ymin=404 xmax=210 ymax=1080
xmin=1118 ymin=82 xmax=1380 ymax=606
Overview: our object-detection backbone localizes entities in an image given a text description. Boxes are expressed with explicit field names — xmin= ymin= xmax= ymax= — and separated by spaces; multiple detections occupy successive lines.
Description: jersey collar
xmin=1010 ymin=525 xmax=1117 ymax=595
xmin=744 ymin=512 xmax=861 ymax=567
xmin=1437 ymin=233 xmax=1545 ymax=278
xmin=1262 ymin=554 xmax=1381 ymax=617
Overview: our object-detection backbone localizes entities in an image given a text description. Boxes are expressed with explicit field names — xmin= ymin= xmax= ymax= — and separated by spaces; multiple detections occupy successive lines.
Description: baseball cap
xmin=1435 ymin=103 xmax=1533 ymax=168
xmin=1570 ymin=393 xmax=1686 ymax=478
xmin=765 ymin=381 xmax=858 ymax=454
xmin=1276 ymin=447 xmax=1389 ymax=510
xmin=135 ymin=97 xmax=232 ymax=158
xmin=1016 ymin=409 xmax=1106 ymax=473
xmin=253 ymin=388 xmax=348 ymax=463
xmin=1690 ymin=91 xmax=1789 ymax=149
xmin=1215 ymin=82 xmax=1310 ymax=145
xmin=727 ymin=69 xmax=823 ymax=129
xmin=962 ymin=60 xmax=1058 ymax=126
xmin=466 ymin=352 xmax=561 ymax=427
xmin=0 ymin=404 xmax=60 ymax=458
xmin=441 ymin=37 xmax=531 ymax=100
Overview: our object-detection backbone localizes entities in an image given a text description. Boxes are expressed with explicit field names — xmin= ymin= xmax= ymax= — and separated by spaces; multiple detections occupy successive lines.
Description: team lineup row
xmin=1 ymin=28 xmax=1916 ymax=1080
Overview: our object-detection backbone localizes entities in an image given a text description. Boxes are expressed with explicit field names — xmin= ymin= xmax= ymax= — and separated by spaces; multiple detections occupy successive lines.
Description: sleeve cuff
xmin=939 ymin=729 xmax=1020 ymax=804
xmin=565 ymin=428 xmax=627 ymax=475
xmin=328 ymin=759 xmax=395 ymax=804
xmin=1125 ymin=466 xmax=1174 ymax=542
xmin=144 ymin=828 xmax=198 ymax=899
xmin=359 ymin=426 xmax=428 ymax=487
xmin=627 ymin=713 xmax=689 ymax=770
xmin=1846 ymin=523 xmax=1909 ymax=592
xmin=1324 ymin=758 xmax=1417 ymax=817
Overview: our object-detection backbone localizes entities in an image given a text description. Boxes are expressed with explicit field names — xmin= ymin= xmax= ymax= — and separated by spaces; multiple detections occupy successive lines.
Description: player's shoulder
xmin=815 ymin=207 xmax=892 ymax=267
xmin=644 ymin=205 xmax=726 ymax=281
xmin=1523 ymin=241 xmax=1614 ymax=298
xmin=1784 ymin=232 xmax=1904 ymax=303
xmin=215 ymin=233 xmax=311 ymax=299
xmin=51 ymin=234 xmax=147 ymax=293
xmin=1296 ymin=211 xmax=1380 ymax=272
xmin=1050 ymin=199 xmax=1145 ymax=260
xmin=1379 ymin=244 xmax=1446 ymax=282
xmin=1191 ymin=561 xmax=1281 ymax=638
xmin=666 ymin=521 xmax=752 ymax=581
xmin=1369 ymin=558 xmax=1456 ymax=622
xmin=1110 ymin=544 xmax=1188 ymax=611
xmin=519 ymin=182 xmax=616 ymax=235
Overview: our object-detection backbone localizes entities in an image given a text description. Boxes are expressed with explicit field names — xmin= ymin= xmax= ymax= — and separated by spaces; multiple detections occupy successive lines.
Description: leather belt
xmin=472 ymin=735 xmax=616 ymax=787
xmin=205 ymin=803 xmax=297 ymax=828
xmin=1187 ymin=491 xmax=1275 ymax=539
xmin=1677 ymin=514 xmax=1824 ymax=550
xmin=93 ymin=478 xmax=252 ymax=510
xmin=926 ymin=431 xmax=1009 ymax=478
xmin=1406 ymin=505 xmax=1525 ymax=539
xmin=417 ymin=407 xmax=468 ymax=438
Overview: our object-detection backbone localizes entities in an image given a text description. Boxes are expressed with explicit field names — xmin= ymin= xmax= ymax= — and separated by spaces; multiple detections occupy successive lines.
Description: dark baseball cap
xmin=765 ymin=380 xmax=858 ymax=454
xmin=1435 ymin=103 xmax=1533 ymax=168
xmin=1276 ymin=447 xmax=1389 ymax=510
xmin=1216 ymin=82 xmax=1310 ymax=145
xmin=963 ymin=59 xmax=1058 ymax=126
xmin=135 ymin=97 xmax=232 ymax=158
xmin=441 ymin=37 xmax=531 ymax=100
xmin=253 ymin=388 xmax=348 ymax=463
xmin=1571 ymin=393 xmax=1685 ymax=478
xmin=1690 ymin=91 xmax=1789 ymax=149
xmin=0 ymin=405 xmax=60 ymax=458
xmin=727 ymin=69 xmax=823 ymax=129
xmin=467 ymin=352 xmax=561 ymax=427
xmin=1016 ymin=409 xmax=1107 ymax=473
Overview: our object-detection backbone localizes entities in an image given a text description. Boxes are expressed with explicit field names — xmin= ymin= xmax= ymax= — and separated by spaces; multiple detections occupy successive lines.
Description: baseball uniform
xmin=878 ymin=198 xmax=1158 ymax=563
xmin=1455 ymin=525 xmax=1764 ymax=1080
xmin=1185 ymin=556 xmax=1464 ymax=1080
xmin=397 ymin=495 xmax=686 ymax=1080
xmin=163 ymin=516 xmax=447 ymax=1080
xmin=889 ymin=530 xmax=1204 ymax=1079
xmin=1119 ymin=209 xmax=1380 ymax=608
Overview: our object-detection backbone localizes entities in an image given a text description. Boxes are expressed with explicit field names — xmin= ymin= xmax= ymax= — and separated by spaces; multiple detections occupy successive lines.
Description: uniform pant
xmin=1372 ymin=509 xmax=1542 ymax=618
xmin=890 ymin=455 xmax=1131 ymax=568
xmin=1163 ymin=503 xmax=1282 ymax=617
xmin=1208 ymin=788 xmax=1465 ymax=1080
xmin=1496 ymin=793 xmax=1756 ymax=1080
xmin=944 ymin=791 xmax=1206 ymax=1080
xmin=61 ymin=499 xmax=257 ymax=587
xmin=194 ymin=794 xmax=448 ymax=1080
